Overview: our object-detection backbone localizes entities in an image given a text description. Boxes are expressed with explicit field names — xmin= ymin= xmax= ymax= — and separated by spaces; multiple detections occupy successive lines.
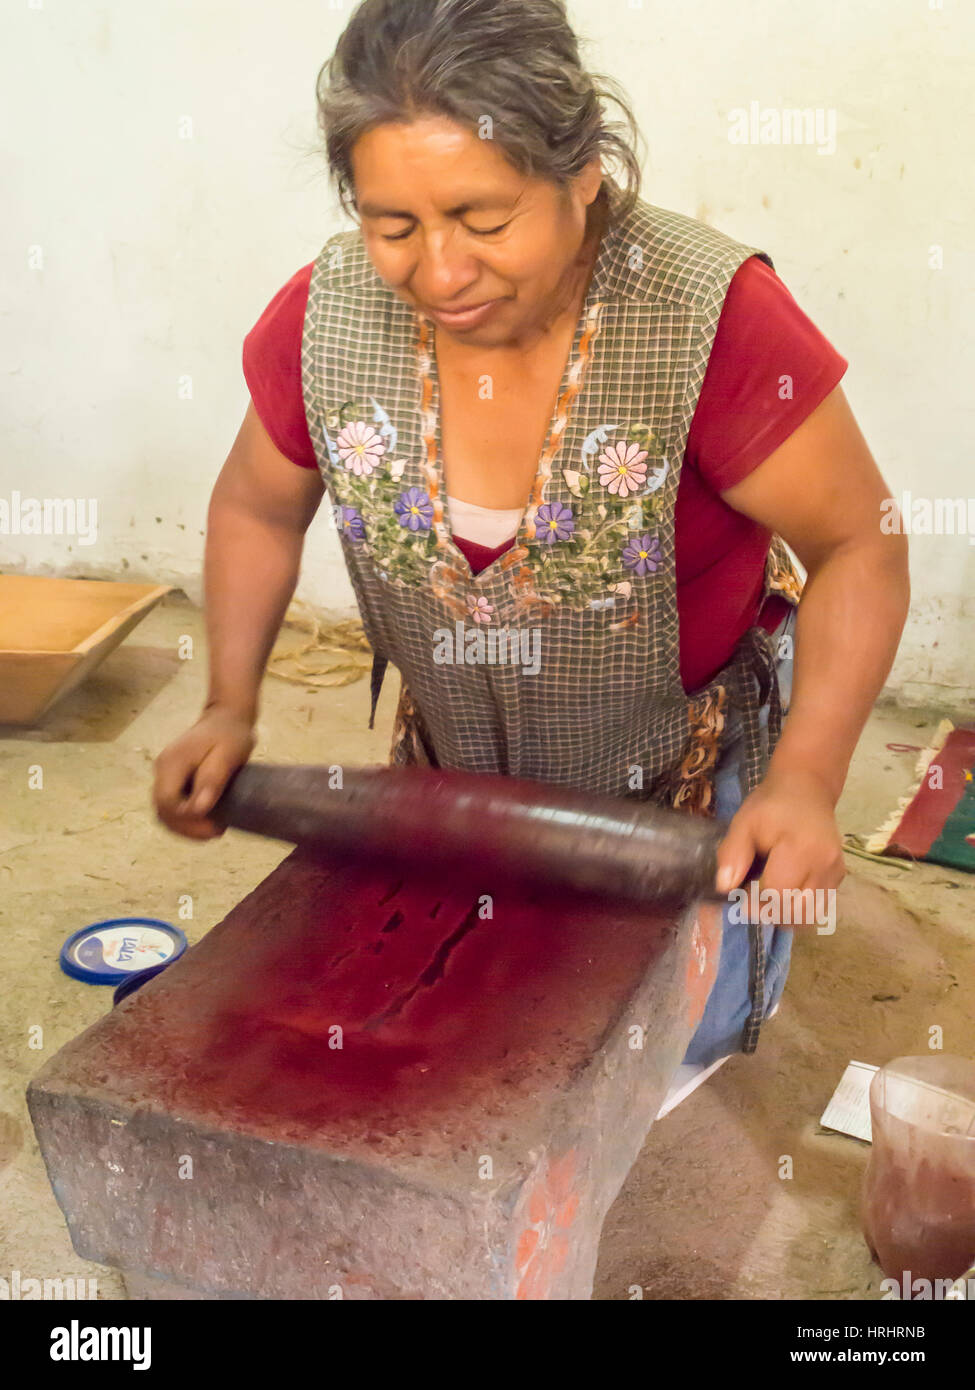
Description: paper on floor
xmin=820 ymin=1060 xmax=879 ymax=1141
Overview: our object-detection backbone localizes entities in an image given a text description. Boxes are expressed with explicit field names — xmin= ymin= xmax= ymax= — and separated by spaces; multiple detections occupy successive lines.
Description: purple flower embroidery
xmin=597 ymin=441 xmax=649 ymax=497
xmin=337 ymin=420 xmax=385 ymax=476
xmin=621 ymin=533 xmax=661 ymax=576
xmin=394 ymin=486 xmax=434 ymax=532
xmin=339 ymin=506 xmax=366 ymax=542
xmin=535 ymin=501 xmax=575 ymax=544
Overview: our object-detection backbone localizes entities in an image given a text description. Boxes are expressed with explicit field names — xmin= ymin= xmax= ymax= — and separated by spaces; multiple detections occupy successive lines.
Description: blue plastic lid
xmin=59 ymin=917 xmax=187 ymax=985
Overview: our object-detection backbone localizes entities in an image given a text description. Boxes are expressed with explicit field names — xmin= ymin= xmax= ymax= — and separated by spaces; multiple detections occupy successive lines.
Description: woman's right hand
xmin=153 ymin=706 xmax=257 ymax=840
xmin=154 ymin=400 xmax=324 ymax=841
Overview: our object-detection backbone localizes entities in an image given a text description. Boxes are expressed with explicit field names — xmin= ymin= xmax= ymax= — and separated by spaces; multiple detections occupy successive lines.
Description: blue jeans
xmin=681 ymin=607 xmax=797 ymax=1067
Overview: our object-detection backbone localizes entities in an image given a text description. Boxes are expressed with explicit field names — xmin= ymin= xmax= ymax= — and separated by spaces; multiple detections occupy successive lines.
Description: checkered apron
xmin=301 ymin=191 xmax=804 ymax=1053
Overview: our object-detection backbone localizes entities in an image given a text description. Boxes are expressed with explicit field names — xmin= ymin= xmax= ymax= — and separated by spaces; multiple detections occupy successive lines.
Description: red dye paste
xmin=103 ymin=848 xmax=678 ymax=1149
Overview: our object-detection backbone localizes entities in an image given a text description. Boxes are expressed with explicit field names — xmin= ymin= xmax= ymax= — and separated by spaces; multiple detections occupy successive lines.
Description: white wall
xmin=3 ymin=0 xmax=972 ymax=705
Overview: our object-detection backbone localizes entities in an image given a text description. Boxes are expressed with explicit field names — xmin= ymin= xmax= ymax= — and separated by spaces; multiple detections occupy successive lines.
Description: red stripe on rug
xmin=888 ymin=728 xmax=975 ymax=857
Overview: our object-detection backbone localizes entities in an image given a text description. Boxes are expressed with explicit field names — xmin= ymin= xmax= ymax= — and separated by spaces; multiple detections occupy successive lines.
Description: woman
xmin=154 ymin=0 xmax=909 ymax=1070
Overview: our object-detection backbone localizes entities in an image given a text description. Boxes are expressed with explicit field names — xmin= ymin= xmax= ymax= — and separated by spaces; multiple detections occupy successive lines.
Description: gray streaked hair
xmin=315 ymin=0 xmax=644 ymax=225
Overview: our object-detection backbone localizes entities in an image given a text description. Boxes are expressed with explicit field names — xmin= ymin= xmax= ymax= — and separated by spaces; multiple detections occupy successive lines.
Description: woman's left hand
xmin=714 ymin=766 xmax=846 ymax=918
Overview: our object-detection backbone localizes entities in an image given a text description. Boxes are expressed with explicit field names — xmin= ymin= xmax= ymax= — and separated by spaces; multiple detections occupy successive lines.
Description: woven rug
xmin=866 ymin=720 xmax=975 ymax=872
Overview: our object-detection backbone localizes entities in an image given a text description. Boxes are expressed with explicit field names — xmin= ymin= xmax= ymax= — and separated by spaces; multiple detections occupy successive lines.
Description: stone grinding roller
xmin=212 ymin=763 xmax=760 ymax=905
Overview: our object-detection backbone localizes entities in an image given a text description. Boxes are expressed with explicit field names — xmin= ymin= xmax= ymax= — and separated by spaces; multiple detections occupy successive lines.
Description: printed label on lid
xmin=70 ymin=925 xmax=176 ymax=974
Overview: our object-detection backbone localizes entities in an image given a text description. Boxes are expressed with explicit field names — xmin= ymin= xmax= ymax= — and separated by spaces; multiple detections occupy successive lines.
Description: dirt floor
xmin=1 ymin=591 xmax=972 ymax=1300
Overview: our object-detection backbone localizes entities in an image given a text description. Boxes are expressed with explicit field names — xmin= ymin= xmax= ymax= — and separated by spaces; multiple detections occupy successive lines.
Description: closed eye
xmin=467 ymin=220 xmax=511 ymax=237
xmin=380 ymin=220 xmax=512 ymax=242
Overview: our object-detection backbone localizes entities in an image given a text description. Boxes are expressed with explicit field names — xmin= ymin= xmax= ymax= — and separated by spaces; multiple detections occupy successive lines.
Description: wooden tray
xmin=0 ymin=575 xmax=173 ymax=725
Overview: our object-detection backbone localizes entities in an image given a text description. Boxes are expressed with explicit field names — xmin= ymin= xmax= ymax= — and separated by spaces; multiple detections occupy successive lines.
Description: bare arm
xmin=721 ymin=384 xmax=910 ymax=801
xmin=203 ymin=401 xmax=325 ymax=722
xmin=154 ymin=403 xmax=325 ymax=838
xmin=715 ymin=383 xmax=910 ymax=894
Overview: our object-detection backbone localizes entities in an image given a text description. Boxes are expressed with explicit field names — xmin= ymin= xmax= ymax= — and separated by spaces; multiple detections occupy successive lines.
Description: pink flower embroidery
xmin=467 ymin=594 xmax=494 ymax=624
xmin=596 ymin=440 xmax=649 ymax=497
xmin=336 ymin=420 xmax=385 ymax=476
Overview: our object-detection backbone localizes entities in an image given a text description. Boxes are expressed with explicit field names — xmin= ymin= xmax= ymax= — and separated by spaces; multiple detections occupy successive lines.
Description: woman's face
xmin=350 ymin=114 xmax=603 ymax=346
